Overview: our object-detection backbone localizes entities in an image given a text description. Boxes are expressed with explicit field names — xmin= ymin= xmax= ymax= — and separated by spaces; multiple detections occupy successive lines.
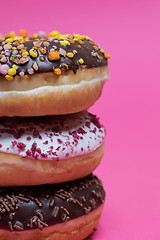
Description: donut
xmin=0 ymin=30 xmax=110 ymax=117
xmin=0 ymin=111 xmax=105 ymax=186
xmin=0 ymin=174 xmax=105 ymax=240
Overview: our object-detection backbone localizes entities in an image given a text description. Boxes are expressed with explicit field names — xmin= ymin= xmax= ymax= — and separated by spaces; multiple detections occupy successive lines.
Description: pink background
xmin=1 ymin=0 xmax=160 ymax=239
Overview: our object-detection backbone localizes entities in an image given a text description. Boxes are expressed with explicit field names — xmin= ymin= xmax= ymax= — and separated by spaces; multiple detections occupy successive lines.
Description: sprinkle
xmin=0 ymin=56 xmax=7 ymax=63
xmin=19 ymin=38 xmax=26 ymax=44
xmin=100 ymin=49 xmax=105 ymax=53
xmin=61 ymin=64 xmax=68 ymax=70
xmin=60 ymin=40 xmax=70 ymax=46
xmin=59 ymin=48 xmax=66 ymax=57
xmin=22 ymin=51 xmax=28 ymax=57
xmin=5 ymin=75 xmax=13 ymax=81
xmin=18 ymin=56 xmax=29 ymax=64
xmin=93 ymin=46 xmax=98 ymax=51
xmin=43 ymin=41 xmax=50 ymax=47
xmin=55 ymin=193 xmax=65 ymax=200
xmin=34 ymin=198 xmax=43 ymax=207
xmin=33 ymin=41 xmax=42 ymax=48
xmin=48 ymin=50 xmax=60 ymax=61
xmin=4 ymin=44 xmax=12 ymax=50
xmin=49 ymin=199 xmax=55 ymax=207
xmin=50 ymin=31 xmax=59 ymax=37
xmin=1 ymin=201 xmax=10 ymax=212
xmin=13 ymin=221 xmax=23 ymax=231
xmin=5 ymin=38 xmax=13 ymax=43
xmin=12 ymin=64 xmax=18 ymax=70
xmin=8 ymin=221 xmax=13 ymax=232
xmin=0 ymin=64 xmax=9 ymax=74
xmin=17 ymin=44 xmax=24 ymax=50
xmin=78 ymin=58 xmax=84 ymax=64
xmin=38 ymin=31 xmax=46 ymax=38
xmin=63 ymin=207 xmax=69 ymax=215
xmin=19 ymin=71 xmax=24 ymax=77
xmin=27 ymin=68 xmax=34 ymax=75
xmin=53 ymin=206 xmax=59 ymax=218
xmin=29 ymin=49 xmax=38 ymax=58
xmin=16 ymin=196 xmax=30 ymax=202
xmin=33 ymin=62 xmax=39 ymax=71
xmin=104 ymin=52 xmax=110 ymax=59
xmin=40 ymin=56 xmax=44 ymax=61
xmin=36 ymin=211 xmax=44 ymax=221
xmin=53 ymin=68 xmax=61 ymax=75
xmin=19 ymin=30 xmax=27 ymax=38
xmin=66 ymin=52 xmax=74 ymax=58
xmin=6 ymin=31 xmax=15 ymax=38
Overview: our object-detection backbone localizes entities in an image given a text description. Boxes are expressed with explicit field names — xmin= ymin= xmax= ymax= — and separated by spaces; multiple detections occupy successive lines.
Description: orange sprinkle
xmin=45 ymin=34 xmax=51 ymax=39
xmin=104 ymin=52 xmax=110 ymax=59
xmin=19 ymin=29 xmax=27 ymax=38
xmin=78 ymin=40 xmax=84 ymax=44
xmin=39 ymin=47 xmax=46 ymax=54
xmin=99 ymin=55 xmax=103 ymax=60
xmin=21 ymin=49 xmax=26 ymax=53
xmin=40 ymin=56 xmax=45 ymax=61
xmin=93 ymin=46 xmax=98 ymax=51
xmin=48 ymin=50 xmax=60 ymax=61
xmin=77 ymin=45 xmax=81 ymax=48
xmin=68 ymin=39 xmax=74 ymax=44
xmin=19 ymin=38 xmax=26 ymax=44
xmin=53 ymin=68 xmax=61 ymax=75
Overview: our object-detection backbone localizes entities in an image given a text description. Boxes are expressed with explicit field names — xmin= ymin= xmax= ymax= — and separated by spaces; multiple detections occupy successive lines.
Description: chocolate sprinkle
xmin=0 ymin=174 xmax=105 ymax=232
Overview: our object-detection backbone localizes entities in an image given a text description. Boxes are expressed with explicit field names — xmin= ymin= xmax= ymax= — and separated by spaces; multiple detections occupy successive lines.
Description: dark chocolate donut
xmin=0 ymin=174 xmax=105 ymax=232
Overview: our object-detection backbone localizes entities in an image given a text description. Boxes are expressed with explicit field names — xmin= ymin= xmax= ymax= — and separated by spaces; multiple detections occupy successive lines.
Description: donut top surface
xmin=0 ymin=174 xmax=105 ymax=231
xmin=0 ymin=30 xmax=110 ymax=81
xmin=0 ymin=111 xmax=105 ymax=160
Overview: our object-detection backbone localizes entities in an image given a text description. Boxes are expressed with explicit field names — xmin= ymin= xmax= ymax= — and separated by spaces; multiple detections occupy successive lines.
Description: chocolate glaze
xmin=0 ymin=36 xmax=108 ymax=78
xmin=0 ymin=174 xmax=105 ymax=231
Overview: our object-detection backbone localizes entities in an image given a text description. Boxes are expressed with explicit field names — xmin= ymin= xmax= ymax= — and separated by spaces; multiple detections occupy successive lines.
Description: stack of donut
xmin=0 ymin=30 xmax=110 ymax=240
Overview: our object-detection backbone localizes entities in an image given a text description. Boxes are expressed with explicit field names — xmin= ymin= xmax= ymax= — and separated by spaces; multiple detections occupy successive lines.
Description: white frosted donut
xmin=0 ymin=32 xmax=109 ymax=116
xmin=0 ymin=111 xmax=105 ymax=186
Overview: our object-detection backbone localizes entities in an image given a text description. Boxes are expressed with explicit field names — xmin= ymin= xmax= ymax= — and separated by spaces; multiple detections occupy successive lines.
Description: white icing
xmin=0 ymin=112 xmax=105 ymax=161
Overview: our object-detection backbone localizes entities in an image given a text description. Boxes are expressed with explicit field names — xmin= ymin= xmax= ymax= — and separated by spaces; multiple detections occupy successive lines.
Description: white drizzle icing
xmin=0 ymin=112 xmax=105 ymax=161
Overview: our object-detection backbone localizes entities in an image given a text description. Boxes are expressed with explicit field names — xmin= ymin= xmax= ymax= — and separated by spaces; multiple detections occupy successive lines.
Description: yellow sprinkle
xmin=100 ymin=49 xmax=105 ymax=53
xmin=78 ymin=58 xmax=84 ymax=64
xmin=73 ymin=37 xmax=79 ymax=41
xmin=5 ymin=75 xmax=13 ymax=81
xmin=13 ymin=36 xmax=23 ymax=41
xmin=6 ymin=31 xmax=15 ymax=38
xmin=60 ymin=40 xmax=70 ymax=46
xmin=12 ymin=64 xmax=18 ymax=70
xmin=73 ymin=34 xmax=84 ymax=40
xmin=22 ymin=51 xmax=29 ymax=56
xmin=50 ymin=31 xmax=59 ymax=37
xmin=5 ymin=38 xmax=13 ymax=43
xmin=29 ymin=49 xmax=38 ymax=58
xmin=12 ymin=47 xmax=17 ymax=50
xmin=66 ymin=52 xmax=74 ymax=58
xmin=8 ymin=68 xmax=16 ymax=76
xmin=83 ymin=35 xmax=91 ymax=40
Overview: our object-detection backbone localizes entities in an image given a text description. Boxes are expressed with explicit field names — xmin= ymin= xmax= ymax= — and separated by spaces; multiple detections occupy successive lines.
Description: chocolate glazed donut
xmin=0 ymin=32 xmax=110 ymax=116
xmin=0 ymin=174 xmax=105 ymax=240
